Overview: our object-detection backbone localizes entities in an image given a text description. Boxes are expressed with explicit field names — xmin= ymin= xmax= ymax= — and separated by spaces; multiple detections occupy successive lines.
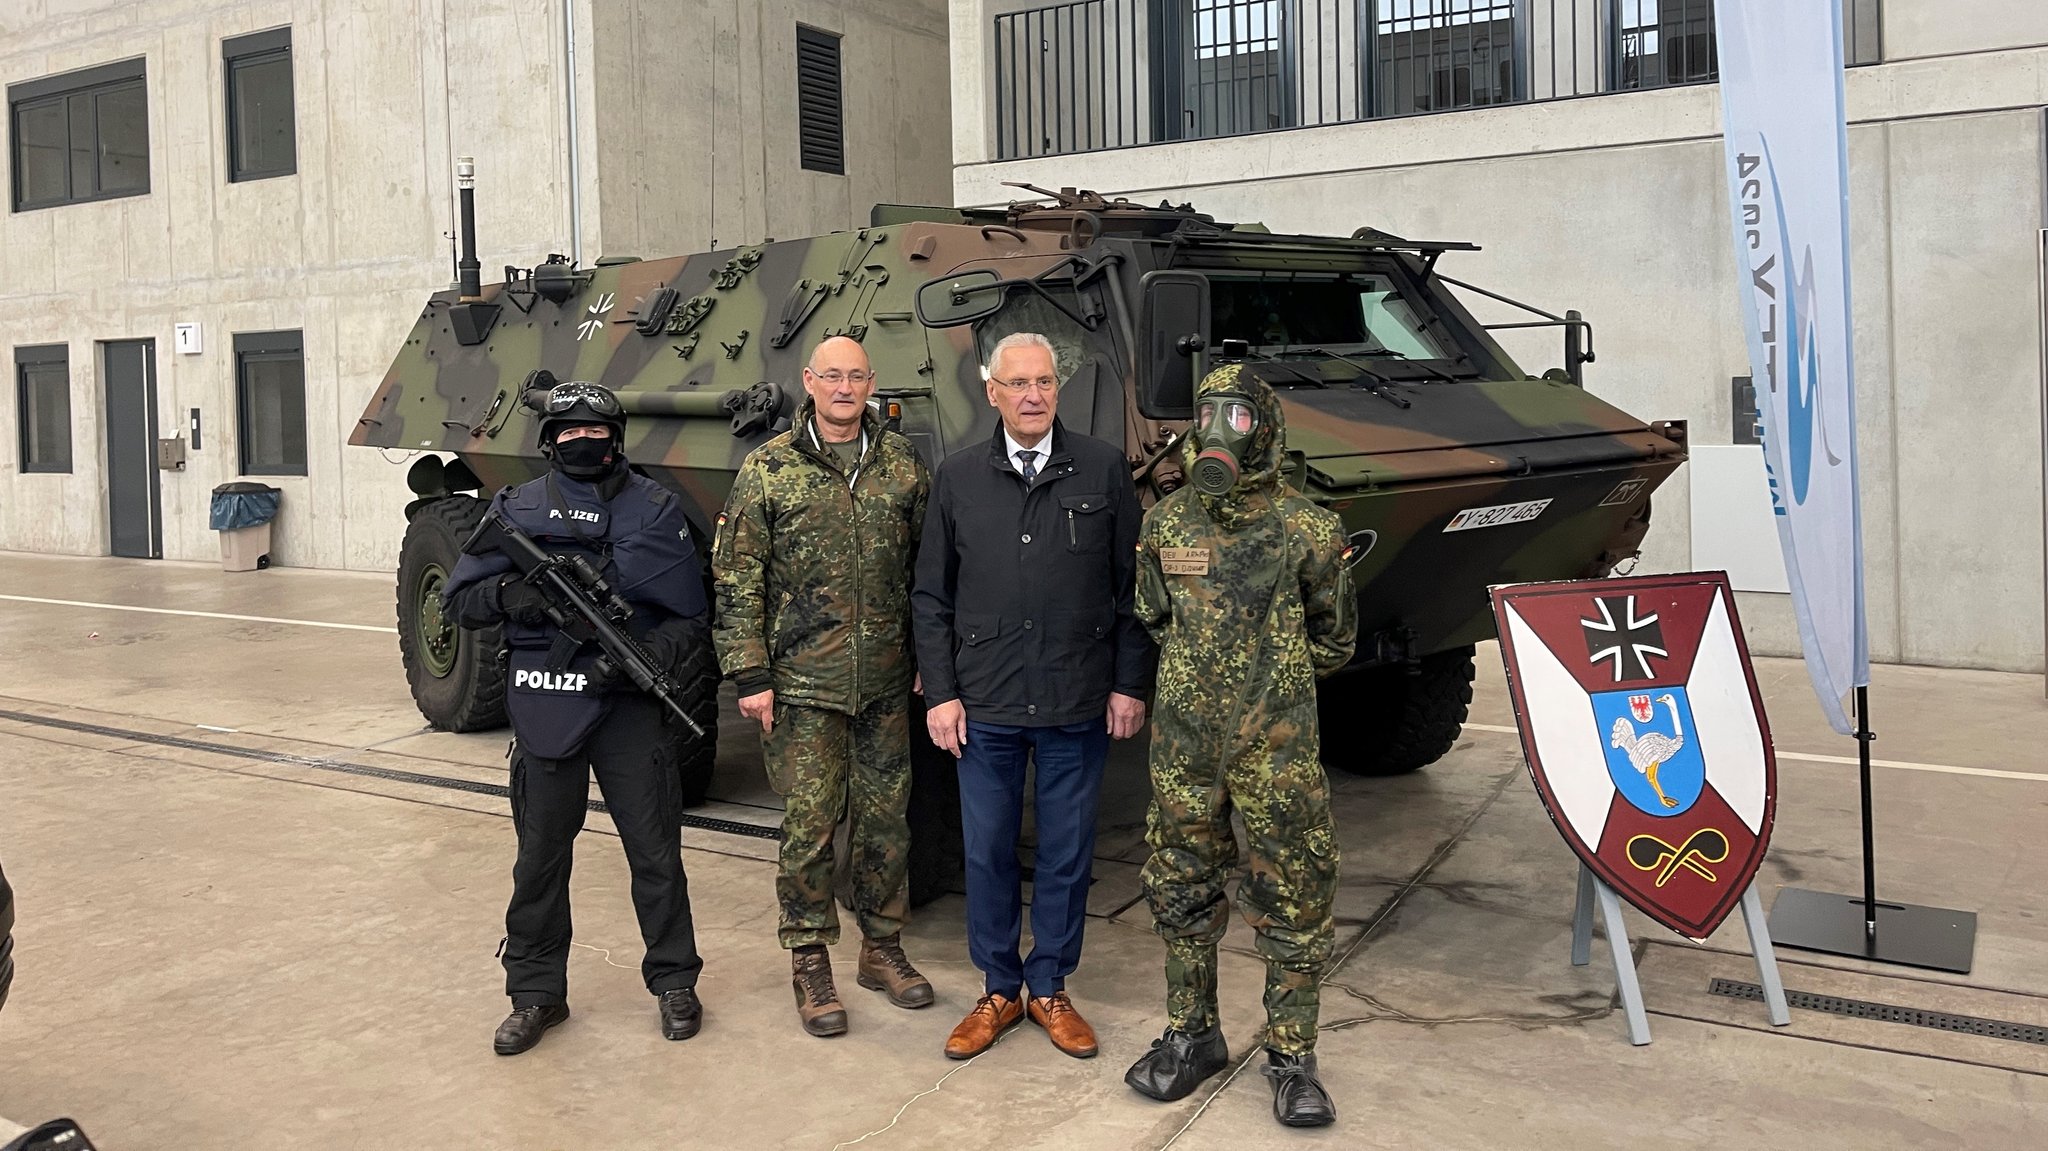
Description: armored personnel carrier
xmin=353 ymin=183 xmax=1685 ymax=901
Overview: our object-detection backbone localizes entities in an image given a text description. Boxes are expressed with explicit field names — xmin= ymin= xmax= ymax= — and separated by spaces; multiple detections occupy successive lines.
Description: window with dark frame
xmin=15 ymin=344 xmax=72 ymax=474
xmin=224 ymin=28 xmax=296 ymax=182
xmin=796 ymin=26 xmax=845 ymax=175
xmin=9 ymin=58 xmax=149 ymax=211
xmin=234 ymin=330 xmax=307 ymax=476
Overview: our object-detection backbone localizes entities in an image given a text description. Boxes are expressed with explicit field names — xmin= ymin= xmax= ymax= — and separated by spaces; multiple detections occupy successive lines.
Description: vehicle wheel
xmin=662 ymin=628 xmax=721 ymax=808
xmin=1317 ymin=645 xmax=1475 ymax=777
xmin=905 ymin=695 xmax=964 ymax=907
xmin=396 ymin=495 xmax=508 ymax=732
xmin=0 ymin=859 xmax=14 ymax=1014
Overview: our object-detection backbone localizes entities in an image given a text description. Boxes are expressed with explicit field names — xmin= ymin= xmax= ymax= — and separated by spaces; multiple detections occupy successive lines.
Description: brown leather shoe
xmin=857 ymin=934 xmax=935 ymax=1009
xmin=944 ymin=992 xmax=1023 ymax=1059
xmin=791 ymin=945 xmax=849 ymax=1038
xmin=1028 ymin=992 xmax=1099 ymax=1059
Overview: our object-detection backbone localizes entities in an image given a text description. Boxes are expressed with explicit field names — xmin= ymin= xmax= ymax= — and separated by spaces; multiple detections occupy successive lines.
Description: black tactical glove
xmin=639 ymin=616 xmax=706 ymax=673
xmin=496 ymin=576 xmax=553 ymax=626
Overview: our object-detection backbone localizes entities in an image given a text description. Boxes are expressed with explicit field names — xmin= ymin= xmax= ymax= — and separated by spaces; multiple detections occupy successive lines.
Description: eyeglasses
xmin=544 ymin=382 xmax=623 ymax=417
xmin=809 ymin=370 xmax=874 ymax=385
xmin=991 ymin=376 xmax=1059 ymax=394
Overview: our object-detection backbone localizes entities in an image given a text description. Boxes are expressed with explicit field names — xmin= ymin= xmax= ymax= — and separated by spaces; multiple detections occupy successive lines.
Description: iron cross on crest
xmin=1582 ymin=595 xmax=1667 ymax=682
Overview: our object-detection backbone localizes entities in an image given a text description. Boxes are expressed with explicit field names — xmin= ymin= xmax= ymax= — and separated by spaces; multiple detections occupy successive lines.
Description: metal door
xmin=103 ymin=339 xmax=161 ymax=558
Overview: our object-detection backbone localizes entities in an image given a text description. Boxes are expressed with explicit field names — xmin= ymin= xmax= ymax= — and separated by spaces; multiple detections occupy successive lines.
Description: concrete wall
xmin=585 ymin=0 xmax=952 ymax=257
xmin=951 ymin=5 xmax=2048 ymax=673
xmin=0 ymin=0 xmax=952 ymax=573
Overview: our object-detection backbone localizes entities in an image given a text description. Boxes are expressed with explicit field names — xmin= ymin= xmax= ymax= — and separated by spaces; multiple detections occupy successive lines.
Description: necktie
xmin=1016 ymin=450 xmax=1038 ymax=483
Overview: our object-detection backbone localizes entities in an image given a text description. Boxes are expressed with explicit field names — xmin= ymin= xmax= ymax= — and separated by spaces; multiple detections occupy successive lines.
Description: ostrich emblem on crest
xmin=1610 ymin=693 xmax=1685 ymax=808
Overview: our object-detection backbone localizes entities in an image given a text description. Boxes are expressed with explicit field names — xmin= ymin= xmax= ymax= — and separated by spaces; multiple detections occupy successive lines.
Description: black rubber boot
xmin=659 ymin=988 xmax=702 ymax=1040
xmin=1263 ymin=1049 xmax=1336 ymax=1128
xmin=1123 ymin=1024 xmax=1230 ymax=1102
xmin=493 ymin=1003 xmax=569 ymax=1056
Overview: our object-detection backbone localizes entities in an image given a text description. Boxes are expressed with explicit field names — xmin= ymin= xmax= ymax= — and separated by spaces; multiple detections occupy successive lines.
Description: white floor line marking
xmin=1462 ymin=721 xmax=2043 ymax=782
xmin=194 ymin=724 xmax=238 ymax=734
xmin=0 ymin=594 xmax=393 ymax=633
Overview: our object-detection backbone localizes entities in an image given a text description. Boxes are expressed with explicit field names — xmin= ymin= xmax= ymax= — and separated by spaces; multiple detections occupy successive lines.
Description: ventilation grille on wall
xmin=797 ymin=26 xmax=844 ymax=175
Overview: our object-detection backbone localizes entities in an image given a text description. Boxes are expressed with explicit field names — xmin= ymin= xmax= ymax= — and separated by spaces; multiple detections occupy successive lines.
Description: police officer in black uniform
xmin=444 ymin=381 xmax=709 ymax=1054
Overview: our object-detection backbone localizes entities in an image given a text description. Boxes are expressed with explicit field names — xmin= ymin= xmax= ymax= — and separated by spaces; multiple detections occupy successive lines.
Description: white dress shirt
xmin=1002 ymin=425 xmax=1052 ymax=478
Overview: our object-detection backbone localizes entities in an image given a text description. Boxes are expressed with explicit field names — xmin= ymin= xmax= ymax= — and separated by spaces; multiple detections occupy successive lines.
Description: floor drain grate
xmin=1708 ymin=978 xmax=2048 ymax=1046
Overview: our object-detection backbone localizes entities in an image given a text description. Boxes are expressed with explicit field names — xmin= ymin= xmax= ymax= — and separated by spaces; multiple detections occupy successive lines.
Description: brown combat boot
xmin=856 ymin=933 xmax=935 ymax=1009
xmin=791 ymin=945 xmax=849 ymax=1037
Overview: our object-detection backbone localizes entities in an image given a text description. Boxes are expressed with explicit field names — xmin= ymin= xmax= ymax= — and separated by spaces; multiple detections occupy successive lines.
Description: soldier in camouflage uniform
xmin=1123 ymin=364 xmax=1357 ymax=1128
xmin=712 ymin=336 xmax=935 ymax=1038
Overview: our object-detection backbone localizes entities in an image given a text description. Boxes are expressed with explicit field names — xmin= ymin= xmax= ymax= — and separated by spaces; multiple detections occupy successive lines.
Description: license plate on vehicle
xmin=1442 ymin=499 xmax=1553 ymax=533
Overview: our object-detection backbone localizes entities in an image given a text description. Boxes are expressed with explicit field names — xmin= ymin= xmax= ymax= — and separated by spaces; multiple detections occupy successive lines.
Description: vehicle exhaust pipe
xmin=446 ymin=154 xmax=500 ymax=346
xmin=457 ymin=155 xmax=482 ymax=301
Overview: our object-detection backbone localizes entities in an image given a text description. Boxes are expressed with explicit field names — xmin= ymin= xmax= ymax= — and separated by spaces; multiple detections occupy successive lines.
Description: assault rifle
xmin=461 ymin=511 xmax=707 ymax=738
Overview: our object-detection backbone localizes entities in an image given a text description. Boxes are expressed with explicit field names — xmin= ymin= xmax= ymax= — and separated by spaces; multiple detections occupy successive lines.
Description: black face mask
xmin=551 ymin=433 xmax=617 ymax=479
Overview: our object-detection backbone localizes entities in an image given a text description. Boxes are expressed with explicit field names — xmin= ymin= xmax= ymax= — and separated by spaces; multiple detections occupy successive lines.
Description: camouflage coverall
xmin=1136 ymin=365 xmax=1358 ymax=1055
xmin=713 ymin=400 xmax=930 ymax=948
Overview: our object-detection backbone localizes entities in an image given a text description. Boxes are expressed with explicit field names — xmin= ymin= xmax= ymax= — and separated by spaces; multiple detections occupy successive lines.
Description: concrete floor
xmin=0 ymin=551 xmax=2043 ymax=1149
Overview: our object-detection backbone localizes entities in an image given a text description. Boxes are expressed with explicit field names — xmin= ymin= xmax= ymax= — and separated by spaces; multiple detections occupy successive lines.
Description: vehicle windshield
xmin=974 ymin=282 xmax=1092 ymax=390
xmin=1209 ymin=273 xmax=1449 ymax=361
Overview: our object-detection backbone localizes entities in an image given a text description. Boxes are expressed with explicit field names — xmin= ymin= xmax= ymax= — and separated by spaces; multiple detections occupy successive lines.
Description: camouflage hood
xmin=1183 ymin=363 xmax=1288 ymax=525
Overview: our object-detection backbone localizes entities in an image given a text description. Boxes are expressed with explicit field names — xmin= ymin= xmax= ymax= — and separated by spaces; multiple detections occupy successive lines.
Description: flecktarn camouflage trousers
xmin=1142 ymin=701 xmax=1339 ymax=1055
xmin=763 ymin=694 xmax=912 ymax=948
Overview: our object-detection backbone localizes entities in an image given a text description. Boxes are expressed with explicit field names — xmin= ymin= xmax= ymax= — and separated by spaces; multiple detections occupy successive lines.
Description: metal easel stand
xmin=1571 ymin=863 xmax=1790 ymax=1045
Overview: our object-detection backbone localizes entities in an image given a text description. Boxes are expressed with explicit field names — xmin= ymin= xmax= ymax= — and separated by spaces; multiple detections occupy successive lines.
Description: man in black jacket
xmin=913 ymin=332 xmax=1153 ymax=1061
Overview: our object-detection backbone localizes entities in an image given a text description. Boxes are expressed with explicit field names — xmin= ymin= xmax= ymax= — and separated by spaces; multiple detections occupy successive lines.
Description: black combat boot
xmin=1263 ymin=1049 xmax=1336 ymax=1127
xmin=658 ymin=987 xmax=702 ymax=1041
xmin=1123 ymin=1024 xmax=1230 ymax=1102
xmin=493 ymin=1003 xmax=569 ymax=1056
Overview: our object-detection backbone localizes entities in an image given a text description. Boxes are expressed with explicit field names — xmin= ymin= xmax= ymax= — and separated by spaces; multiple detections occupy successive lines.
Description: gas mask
xmin=550 ymin=429 xmax=617 ymax=479
xmin=1189 ymin=392 xmax=1261 ymax=496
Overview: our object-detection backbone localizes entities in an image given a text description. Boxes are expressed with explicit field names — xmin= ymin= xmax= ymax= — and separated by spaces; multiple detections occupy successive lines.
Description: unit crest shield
xmin=1490 ymin=572 xmax=1777 ymax=941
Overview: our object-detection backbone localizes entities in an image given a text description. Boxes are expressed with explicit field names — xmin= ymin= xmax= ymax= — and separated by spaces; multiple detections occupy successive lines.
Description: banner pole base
xmin=1766 ymin=887 xmax=1976 ymax=973
xmin=1768 ymin=689 xmax=1978 ymax=974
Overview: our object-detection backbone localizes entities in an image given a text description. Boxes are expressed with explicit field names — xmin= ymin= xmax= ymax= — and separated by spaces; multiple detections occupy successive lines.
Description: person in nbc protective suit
xmin=1122 ymin=364 xmax=1358 ymax=1129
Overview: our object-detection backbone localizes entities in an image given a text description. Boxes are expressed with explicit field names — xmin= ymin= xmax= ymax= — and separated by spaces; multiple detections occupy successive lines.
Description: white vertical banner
xmin=1714 ymin=0 xmax=1869 ymax=735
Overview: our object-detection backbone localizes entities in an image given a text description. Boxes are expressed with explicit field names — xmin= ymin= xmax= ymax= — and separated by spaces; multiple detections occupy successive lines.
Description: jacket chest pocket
xmin=1058 ymin=492 xmax=1110 ymax=554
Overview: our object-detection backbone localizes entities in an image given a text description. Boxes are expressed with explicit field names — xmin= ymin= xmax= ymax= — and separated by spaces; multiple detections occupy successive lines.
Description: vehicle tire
xmin=0 ymin=859 xmax=14 ymax=1014
xmin=905 ymin=694 xmax=964 ymax=908
xmin=396 ymin=495 xmax=508 ymax=732
xmin=662 ymin=628 xmax=721 ymax=808
xmin=1317 ymin=645 xmax=1475 ymax=777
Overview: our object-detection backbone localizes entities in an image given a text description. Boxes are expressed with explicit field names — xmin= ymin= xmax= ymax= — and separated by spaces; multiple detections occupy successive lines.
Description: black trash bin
xmin=210 ymin=482 xmax=281 ymax=571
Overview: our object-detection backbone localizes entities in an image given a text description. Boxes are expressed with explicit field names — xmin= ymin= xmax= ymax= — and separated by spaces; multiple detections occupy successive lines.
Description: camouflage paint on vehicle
xmin=354 ymin=187 xmax=1685 ymax=670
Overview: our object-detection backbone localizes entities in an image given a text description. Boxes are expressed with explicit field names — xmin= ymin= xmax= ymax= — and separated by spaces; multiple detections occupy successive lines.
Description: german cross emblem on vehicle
xmin=1490 ymin=572 xmax=1777 ymax=941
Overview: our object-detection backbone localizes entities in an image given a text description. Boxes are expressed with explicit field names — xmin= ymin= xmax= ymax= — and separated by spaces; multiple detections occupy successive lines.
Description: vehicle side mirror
xmin=1138 ymin=271 xmax=1209 ymax=420
xmin=915 ymin=270 xmax=1006 ymax=328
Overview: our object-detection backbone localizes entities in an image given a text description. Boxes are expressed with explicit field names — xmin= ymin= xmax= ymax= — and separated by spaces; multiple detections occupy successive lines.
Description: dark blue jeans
xmin=957 ymin=720 xmax=1108 ymax=1001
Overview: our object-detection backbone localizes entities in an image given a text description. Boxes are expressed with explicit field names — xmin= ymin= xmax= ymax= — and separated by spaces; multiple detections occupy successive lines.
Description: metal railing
xmin=993 ymin=0 xmax=1885 ymax=161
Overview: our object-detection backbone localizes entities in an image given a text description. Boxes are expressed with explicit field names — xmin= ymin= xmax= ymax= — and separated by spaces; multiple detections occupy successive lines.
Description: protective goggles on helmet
xmin=1196 ymin=397 xmax=1258 ymax=437
xmin=543 ymin=381 xmax=624 ymax=419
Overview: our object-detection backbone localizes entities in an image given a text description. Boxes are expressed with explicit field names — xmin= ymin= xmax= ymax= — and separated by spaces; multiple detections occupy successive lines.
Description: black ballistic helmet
xmin=536 ymin=381 xmax=627 ymax=452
